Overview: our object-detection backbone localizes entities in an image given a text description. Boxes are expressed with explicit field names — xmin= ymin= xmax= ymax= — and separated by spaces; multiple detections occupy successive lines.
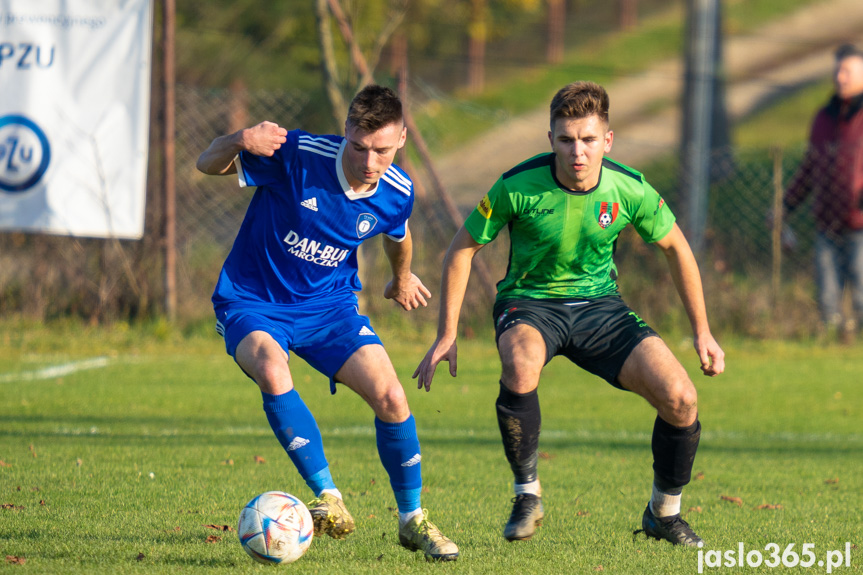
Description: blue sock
xmin=375 ymin=415 xmax=423 ymax=513
xmin=304 ymin=468 xmax=337 ymax=496
xmin=262 ymin=390 xmax=334 ymax=495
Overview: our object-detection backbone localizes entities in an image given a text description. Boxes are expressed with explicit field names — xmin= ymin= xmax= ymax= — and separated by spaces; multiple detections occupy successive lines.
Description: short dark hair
xmin=346 ymin=85 xmax=403 ymax=132
xmin=549 ymin=81 xmax=610 ymax=127
xmin=835 ymin=43 xmax=863 ymax=61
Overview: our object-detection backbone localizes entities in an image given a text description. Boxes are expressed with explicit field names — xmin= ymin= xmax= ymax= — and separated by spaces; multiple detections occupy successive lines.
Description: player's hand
xmin=384 ymin=273 xmax=431 ymax=311
xmin=694 ymin=332 xmax=725 ymax=376
xmin=412 ymin=337 xmax=457 ymax=392
xmin=241 ymin=121 xmax=288 ymax=157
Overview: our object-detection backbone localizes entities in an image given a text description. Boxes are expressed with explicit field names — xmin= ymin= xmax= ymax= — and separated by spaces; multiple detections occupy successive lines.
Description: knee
xmin=500 ymin=356 xmax=542 ymax=394
xmin=663 ymin=378 xmax=698 ymax=426
xmin=251 ymin=361 xmax=291 ymax=394
xmin=370 ymin=383 xmax=410 ymax=422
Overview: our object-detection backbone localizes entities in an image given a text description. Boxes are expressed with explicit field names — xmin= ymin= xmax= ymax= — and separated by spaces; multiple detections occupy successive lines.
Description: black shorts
xmin=493 ymin=296 xmax=658 ymax=389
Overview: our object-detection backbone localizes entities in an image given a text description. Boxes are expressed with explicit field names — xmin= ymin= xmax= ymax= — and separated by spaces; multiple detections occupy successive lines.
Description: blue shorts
xmin=214 ymin=298 xmax=383 ymax=394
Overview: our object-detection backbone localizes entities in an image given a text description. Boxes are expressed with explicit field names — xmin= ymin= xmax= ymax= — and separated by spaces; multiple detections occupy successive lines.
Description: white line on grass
xmin=0 ymin=356 xmax=111 ymax=383
xmin=44 ymin=424 xmax=863 ymax=445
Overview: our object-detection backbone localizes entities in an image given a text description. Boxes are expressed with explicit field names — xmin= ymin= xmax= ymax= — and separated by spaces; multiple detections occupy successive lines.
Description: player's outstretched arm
xmin=413 ymin=227 xmax=485 ymax=391
xmin=655 ymin=223 xmax=726 ymax=376
xmin=383 ymin=227 xmax=431 ymax=310
xmin=196 ymin=121 xmax=288 ymax=176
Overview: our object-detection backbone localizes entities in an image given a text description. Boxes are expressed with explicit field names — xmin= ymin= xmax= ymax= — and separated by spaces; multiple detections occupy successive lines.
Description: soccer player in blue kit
xmin=196 ymin=85 xmax=458 ymax=561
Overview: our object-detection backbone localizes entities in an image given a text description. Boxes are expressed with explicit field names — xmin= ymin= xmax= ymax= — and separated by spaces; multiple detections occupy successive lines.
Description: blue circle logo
xmin=0 ymin=115 xmax=52 ymax=193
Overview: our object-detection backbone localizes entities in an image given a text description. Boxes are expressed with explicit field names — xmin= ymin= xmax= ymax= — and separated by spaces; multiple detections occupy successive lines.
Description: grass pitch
xmin=1 ymin=324 xmax=861 ymax=573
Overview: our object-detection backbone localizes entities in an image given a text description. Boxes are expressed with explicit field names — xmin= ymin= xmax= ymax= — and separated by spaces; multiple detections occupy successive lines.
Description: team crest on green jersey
xmin=594 ymin=201 xmax=619 ymax=229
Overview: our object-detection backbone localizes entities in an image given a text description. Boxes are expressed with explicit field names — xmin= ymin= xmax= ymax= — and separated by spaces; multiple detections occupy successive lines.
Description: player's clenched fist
xmin=196 ymin=120 xmax=289 ymax=175
xmin=242 ymin=121 xmax=288 ymax=157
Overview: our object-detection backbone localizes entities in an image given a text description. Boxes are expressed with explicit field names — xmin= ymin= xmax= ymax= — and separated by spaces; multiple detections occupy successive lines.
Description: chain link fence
xmin=0 ymin=85 xmax=845 ymax=339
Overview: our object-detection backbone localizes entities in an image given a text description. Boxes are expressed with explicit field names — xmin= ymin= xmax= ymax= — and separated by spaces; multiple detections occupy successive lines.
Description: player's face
xmin=342 ymin=122 xmax=407 ymax=191
xmin=548 ymin=115 xmax=613 ymax=192
xmin=835 ymin=55 xmax=863 ymax=99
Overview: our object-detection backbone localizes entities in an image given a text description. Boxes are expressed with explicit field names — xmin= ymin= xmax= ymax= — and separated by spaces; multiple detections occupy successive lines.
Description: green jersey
xmin=464 ymin=153 xmax=675 ymax=301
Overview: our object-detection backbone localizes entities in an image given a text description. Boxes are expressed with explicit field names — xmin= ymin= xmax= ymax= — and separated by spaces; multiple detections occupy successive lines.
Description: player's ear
xmin=398 ymin=125 xmax=407 ymax=149
xmin=547 ymin=130 xmax=553 ymax=148
xmin=604 ymin=129 xmax=614 ymax=153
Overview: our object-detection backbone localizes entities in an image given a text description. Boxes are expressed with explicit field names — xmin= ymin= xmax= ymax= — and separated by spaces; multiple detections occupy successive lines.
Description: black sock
xmin=652 ymin=415 xmax=701 ymax=493
xmin=496 ymin=381 xmax=541 ymax=484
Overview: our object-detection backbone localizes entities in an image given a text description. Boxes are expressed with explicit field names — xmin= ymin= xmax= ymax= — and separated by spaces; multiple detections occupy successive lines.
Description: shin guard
xmin=496 ymin=382 xmax=541 ymax=484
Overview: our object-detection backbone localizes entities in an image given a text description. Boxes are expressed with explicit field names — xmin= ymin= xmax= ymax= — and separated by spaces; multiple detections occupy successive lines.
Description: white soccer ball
xmin=238 ymin=491 xmax=314 ymax=565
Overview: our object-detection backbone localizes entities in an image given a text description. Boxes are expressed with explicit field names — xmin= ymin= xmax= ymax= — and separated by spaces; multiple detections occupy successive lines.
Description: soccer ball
xmin=238 ymin=491 xmax=314 ymax=565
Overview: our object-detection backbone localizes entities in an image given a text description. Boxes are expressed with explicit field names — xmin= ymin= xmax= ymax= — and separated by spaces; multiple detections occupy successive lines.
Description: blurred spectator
xmin=784 ymin=44 xmax=863 ymax=341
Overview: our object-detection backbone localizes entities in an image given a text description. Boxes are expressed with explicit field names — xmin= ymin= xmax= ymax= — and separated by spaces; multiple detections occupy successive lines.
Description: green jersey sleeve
xmin=631 ymin=179 xmax=676 ymax=243
xmin=463 ymin=176 xmax=515 ymax=244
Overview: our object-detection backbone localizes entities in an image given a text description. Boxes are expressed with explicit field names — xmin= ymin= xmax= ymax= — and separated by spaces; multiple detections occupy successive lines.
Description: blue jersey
xmin=212 ymin=130 xmax=414 ymax=307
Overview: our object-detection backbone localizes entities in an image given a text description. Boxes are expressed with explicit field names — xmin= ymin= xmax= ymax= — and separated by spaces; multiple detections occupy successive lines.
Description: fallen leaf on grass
xmin=756 ymin=504 xmax=783 ymax=510
xmin=687 ymin=506 xmax=703 ymax=513
xmin=204 ymin=524 xmax=234 ymax=532
xmin=0 ymin=461 xmax=11 ymax=467
xmin=694 ymin=471 xmax=705 ymax=481
xmin=1 ymin=504 xmax=24 ymax=510
xmin=253 ymin=455 xmax=266 ymax=464
xmin=6 ymin=555 xmax=26 ymax=565
xmin=205 ymin=535 xmax=222 ymax=543
xmin=136 ymin=553 xmax=145 ymax=561
xmin=220 ymin=459 xmax=234 ymax=466
xmin=594 ymin=565 xmax=604 ymax=571
xmin=39 ymin=500 xmax=46 ymax=506
xmin=720 ymin=495 xmax=743 ymax=506
xmin=824 ymin=478 xmax=839 ymax=485
xmin=577 ymin=510 xmax=590 ymax=517
xmin=376 ymin=554 xmax=384 ymax=561
xmin=538 ymin=452 xmax=556 ymax=460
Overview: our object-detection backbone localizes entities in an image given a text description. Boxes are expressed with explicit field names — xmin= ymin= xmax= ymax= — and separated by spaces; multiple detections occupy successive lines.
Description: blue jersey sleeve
xmin=383 ymin=193 xmax=412 ymax=241
xmin=381 ymin=165 xmax=414 ymax=241
xmin=237 ymin=130 xmax=300 ymax=188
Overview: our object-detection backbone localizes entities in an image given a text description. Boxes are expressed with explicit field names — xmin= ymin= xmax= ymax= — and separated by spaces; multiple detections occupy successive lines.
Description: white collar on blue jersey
xmin=336 ymin=139 xmax=379 ymax=200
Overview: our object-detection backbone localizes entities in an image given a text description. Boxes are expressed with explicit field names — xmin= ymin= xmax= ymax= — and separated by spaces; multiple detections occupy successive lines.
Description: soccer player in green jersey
xmin=414 ymin=81 xmax=725 ymax=546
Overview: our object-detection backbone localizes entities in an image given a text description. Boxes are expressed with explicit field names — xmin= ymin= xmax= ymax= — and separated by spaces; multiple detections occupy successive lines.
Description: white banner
xmin=0 ymin=0 xmax=152 ymax=239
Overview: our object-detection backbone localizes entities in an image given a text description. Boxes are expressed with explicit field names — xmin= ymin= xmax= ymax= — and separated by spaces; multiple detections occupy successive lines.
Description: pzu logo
xmin=0 ymin=43 xmax=55 ymax=69
xmin=0 ymin=115 xmax=51 ymax=193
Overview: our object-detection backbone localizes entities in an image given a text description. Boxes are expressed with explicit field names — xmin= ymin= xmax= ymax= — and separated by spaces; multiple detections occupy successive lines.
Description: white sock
xmin=399 ymin=508 xmax=423 ymax=527
xmin=650 ymin=483 xmax=681 ymax=518
xmin=514 ymin=479 xmax=541 ymax=496
xmin=319 ymin=488 xmax=343 ymax=500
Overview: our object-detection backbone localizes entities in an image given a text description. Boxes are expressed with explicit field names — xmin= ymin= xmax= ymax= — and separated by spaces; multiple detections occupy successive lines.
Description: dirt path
xmin=433 ymin=0 xmax=863 ymax=207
